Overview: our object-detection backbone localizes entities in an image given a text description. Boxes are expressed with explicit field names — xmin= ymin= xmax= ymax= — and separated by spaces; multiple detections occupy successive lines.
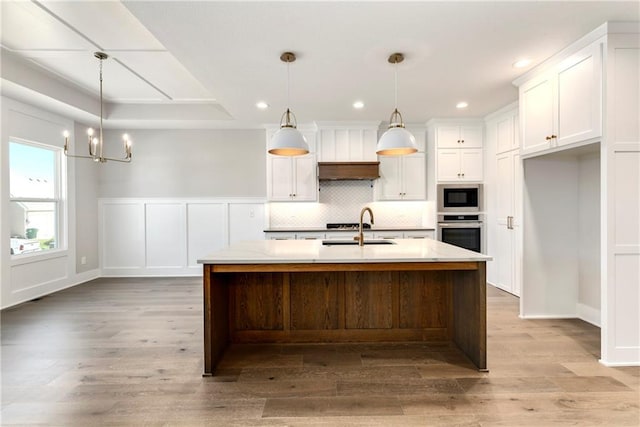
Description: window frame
xmin=9 ymin=137 xmax=66 ymax=258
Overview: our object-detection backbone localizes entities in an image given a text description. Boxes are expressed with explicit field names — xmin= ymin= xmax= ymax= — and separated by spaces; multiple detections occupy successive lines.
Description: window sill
xmin=10 ymin=248 xmax=69 ymax=266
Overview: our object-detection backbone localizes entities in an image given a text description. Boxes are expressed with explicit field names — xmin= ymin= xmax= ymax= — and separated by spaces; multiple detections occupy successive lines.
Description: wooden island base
xmin=203 ymin=262 xmax=486 ymax=375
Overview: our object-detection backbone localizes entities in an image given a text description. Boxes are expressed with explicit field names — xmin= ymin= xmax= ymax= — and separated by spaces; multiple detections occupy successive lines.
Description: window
xmin=9 ymin=140 xmax=63 ymax=256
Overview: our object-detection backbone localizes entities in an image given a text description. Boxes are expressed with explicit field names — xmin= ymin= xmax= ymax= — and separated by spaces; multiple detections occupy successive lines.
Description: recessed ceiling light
xmin=513 ymin=58 xmax=532 ymax=68
xmin=456 ymin=102 xmax=468 ymax=109
xmin=256 ymin=101 xmax=269 ymax=109
xmin=353 ymin=101 xmax=364 ymax=109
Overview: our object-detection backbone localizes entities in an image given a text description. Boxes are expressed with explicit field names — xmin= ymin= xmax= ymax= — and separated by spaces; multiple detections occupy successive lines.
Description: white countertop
xmin=198 ymin=238 xmax=492 ymax=264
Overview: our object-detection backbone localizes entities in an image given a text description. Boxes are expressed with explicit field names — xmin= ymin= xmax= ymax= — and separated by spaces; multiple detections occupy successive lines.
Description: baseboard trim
xmin=599 ymin=359 xmax=640 ymax=367
xmin=576 ymin=303 xmax=601 ymax=327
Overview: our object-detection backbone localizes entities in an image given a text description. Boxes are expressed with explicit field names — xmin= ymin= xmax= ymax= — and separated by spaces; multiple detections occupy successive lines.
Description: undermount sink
xmin=322 ymin=239 xmax=396 ymax=246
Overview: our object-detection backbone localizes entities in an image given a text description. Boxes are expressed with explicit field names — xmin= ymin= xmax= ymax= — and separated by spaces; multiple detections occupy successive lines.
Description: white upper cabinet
xmin=317 ymin=125 xmax=379 ymax=161
xmin=376 ymin=152 xmax=426 ymax=200
xmin=519 ymin=40 xmax=603 ymax=157
xmin=437 ymin=148 xmax=483 ymax=182
xmin=266 ymin=129 xmax=318 ymax=202
xmin=436 ymin=125 xmax=483 ymax=148
xmin=433 ymin=122 xmax=484 ymax=182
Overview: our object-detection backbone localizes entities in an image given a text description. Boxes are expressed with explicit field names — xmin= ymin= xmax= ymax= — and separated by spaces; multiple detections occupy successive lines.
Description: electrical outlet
xmin=80 ymin=256 xmax=87 ymax=265
xmin=249 ymin=209 xmax=255 ymax=218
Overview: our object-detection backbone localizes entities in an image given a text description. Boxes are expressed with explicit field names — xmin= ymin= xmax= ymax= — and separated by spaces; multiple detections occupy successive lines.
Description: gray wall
xmin=98 ymin=129 xmax=266 ymax=198
xmin=74 ymin=121 xmax=100 ymax=273
xmin=578 ymin=151 xmax=600 ymax=311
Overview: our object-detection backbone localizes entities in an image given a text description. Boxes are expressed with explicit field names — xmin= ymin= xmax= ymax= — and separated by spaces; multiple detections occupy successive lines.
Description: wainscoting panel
xmin=145 ymin=203 xmax=186 ymax=269
xmin=100 ymin=198 xmax=265 ymax=276
xmin=102 ymin=202 xmax=145 ymax=272
xmin=187 ymin=203 xmax=226 ymax=267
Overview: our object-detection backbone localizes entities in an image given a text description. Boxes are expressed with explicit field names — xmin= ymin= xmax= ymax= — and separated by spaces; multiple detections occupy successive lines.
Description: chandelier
xmin=64 ymin=52 xmax=132 ymax=163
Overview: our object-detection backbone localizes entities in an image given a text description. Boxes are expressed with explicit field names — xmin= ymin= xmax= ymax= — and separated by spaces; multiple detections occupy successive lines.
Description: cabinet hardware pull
xmin=461 ymin=139 xmax=465 ymax=143
xmin=551 ymin=134 xmax=557 ymax=139
xmin=545 ymin=135 xmax=552 ymax=140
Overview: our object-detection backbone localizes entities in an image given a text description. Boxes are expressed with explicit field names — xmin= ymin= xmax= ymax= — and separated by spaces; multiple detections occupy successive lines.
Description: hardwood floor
xmin=1 ymin=277 xmax=638 ymax=426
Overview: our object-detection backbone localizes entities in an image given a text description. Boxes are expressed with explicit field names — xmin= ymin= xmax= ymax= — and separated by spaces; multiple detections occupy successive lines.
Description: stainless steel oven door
xmin=437 ymin=221 xmax=483 ymax=253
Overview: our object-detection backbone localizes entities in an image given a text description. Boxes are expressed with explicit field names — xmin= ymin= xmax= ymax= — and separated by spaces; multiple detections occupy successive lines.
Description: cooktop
xmin=326 ymin=223 xmax=371 ymax=230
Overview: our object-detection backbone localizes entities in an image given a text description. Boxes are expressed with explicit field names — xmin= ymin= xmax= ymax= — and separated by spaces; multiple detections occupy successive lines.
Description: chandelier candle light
xmin=268 ymin=52 xmax=309 ymax=156
xmin=376 ymin=53 xmax=417 ymax=156
xmin=63 ymin=52 xmax=132 ymax=163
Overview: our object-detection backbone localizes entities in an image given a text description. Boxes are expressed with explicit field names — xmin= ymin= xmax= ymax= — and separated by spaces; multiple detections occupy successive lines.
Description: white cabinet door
xmin=459 ymin=148 xmax=483 ymax=181
xmin=295 ymin=232 xmax=325 ymax=240
xmin=292 ymin=155 xmax=317 ymax=201
xmin=436 ymin=126 xmax=462 ymax=148
xmin=556 ymin=42 xmax=602 ymax=147
xmin=404 ymin=231 xmax=434 ymax=239
xmin=376 ymin=156 xmax=403 ymax=200
xmin=459 ymin=126 xmax=483 ymax=148
xmin=401 ymin=152 xmax=426 ymax=200
xmin=496 ymin=114 xmax=518 ymax=154
xmin=520 ymin=72 xmax=555 ymax=156
xmin=373 ymin=231 xmax=403 ymax=239
xmin=436 ymin=149 xmax=462 ymax=181
xmin=268 ymin=156 xmax=294 ymax=201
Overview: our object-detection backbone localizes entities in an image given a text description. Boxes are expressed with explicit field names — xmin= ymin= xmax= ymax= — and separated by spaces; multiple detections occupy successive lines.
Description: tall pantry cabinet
xmin=485 ymin=104 xmax=522 ymax=296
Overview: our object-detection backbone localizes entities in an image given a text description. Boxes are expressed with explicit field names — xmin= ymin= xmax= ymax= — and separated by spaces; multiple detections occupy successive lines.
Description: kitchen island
xmin=198 ymin=238 xmax=491 ymax=375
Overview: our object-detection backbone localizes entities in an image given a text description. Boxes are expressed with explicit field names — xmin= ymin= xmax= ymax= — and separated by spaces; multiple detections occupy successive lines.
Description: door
xmin=495 ymin=151 xmax=515 ymax=293
xmin=436 ymin=126 xmax=462 ymax=148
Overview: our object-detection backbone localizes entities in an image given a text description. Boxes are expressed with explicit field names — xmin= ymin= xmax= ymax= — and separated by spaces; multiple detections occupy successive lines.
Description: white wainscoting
xmin=100 ymin=198 xmax=266 ymax=276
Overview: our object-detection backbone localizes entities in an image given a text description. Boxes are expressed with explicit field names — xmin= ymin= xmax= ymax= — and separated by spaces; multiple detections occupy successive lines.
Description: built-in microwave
xmin=437 ymin=184 xmax=483 ymax=212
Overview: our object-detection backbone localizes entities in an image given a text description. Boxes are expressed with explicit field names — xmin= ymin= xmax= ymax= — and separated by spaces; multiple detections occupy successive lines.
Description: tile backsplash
xmin=268 ymin=181 xmax=435 ymax=228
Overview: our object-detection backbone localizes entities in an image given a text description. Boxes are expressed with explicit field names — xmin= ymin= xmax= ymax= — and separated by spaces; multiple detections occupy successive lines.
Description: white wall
xmin=98 ymin=129 xmax=266 ymax=198
xmin=522 ymin=154 xmax=580 ymax=318
xmin=73 ymin=121 xmax=100 ymax=273
xmin=578 ymin=151 xmax=600 ymax=325
xmin=1 ymin=97 xmax=100 ymax=309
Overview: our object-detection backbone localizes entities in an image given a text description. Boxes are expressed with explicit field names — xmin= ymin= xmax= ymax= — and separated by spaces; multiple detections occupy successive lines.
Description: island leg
xmin=203 ymin=265 xmax=229 ymax=376
xmin=452 ymin=262 xmax=487 ymax=371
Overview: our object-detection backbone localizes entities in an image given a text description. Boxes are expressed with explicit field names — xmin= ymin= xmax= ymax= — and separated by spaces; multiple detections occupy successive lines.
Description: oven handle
xmin=438 ymin=222 xmax=483 ymax=228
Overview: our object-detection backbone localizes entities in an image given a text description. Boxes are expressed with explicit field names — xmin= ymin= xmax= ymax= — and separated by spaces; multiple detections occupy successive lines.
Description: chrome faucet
xmin=355 ymin=206 xmax=374 ymax=246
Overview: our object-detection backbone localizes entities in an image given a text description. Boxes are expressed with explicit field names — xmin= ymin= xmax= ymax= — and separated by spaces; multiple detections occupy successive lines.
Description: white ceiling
xmin=1 ymin=1 xmax=638 ymax=129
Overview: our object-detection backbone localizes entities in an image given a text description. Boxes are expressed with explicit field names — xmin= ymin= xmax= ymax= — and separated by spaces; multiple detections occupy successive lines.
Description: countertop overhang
xmin=198 ymin=238 xmax=491 ymax=264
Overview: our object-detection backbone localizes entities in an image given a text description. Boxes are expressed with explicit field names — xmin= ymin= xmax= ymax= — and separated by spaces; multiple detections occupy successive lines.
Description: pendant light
xmin=268 ymin=52 xmax=309 ymax=156
xmin=376 ymin=53 xmax=417 ymax=156
xmin=63 ymin=52 xmax=132 ymax=163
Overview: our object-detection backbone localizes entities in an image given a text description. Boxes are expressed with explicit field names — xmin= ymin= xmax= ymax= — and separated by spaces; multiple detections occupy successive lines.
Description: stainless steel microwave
xmin=437 ymin=184 xmax=483 ymax=212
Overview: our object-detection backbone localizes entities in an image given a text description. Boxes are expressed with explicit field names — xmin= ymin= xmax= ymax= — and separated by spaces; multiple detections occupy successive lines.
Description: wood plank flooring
xmin=1 ymin=277 xmax=638 ymax=426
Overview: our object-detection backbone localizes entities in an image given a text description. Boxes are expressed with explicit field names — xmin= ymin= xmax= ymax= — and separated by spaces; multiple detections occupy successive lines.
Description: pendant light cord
xmin=286 ymin=60 xmax=291 ymax=109
xmin=99 ymin=57 xmax=104 ymax=159
xmin=394 ymin=60 xmax=398 ymax=110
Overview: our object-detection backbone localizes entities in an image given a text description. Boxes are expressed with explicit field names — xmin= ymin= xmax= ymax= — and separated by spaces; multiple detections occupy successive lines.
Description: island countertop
xmin=198 ymin=238 xmax=491 ymax=265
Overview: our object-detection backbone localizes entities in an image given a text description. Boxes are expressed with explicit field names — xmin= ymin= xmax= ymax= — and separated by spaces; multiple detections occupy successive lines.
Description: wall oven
xmin=437 ymin=214 xmax=484 ymax=253
xmin=438 ymin=184 xmax=483 ymax=212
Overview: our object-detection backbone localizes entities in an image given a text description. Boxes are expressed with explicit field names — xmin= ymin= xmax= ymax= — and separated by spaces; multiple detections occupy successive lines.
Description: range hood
xmin=318 ymin=162 xmax=380 ymax=181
